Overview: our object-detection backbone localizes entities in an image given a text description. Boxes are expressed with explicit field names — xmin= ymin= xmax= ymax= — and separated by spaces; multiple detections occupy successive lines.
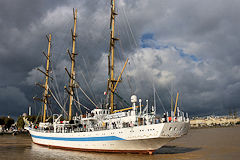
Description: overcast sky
xmin=0 ymin=0 xmax=240 ymax=118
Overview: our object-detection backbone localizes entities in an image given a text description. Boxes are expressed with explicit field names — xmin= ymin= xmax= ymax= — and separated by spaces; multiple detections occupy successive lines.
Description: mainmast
xmin=108 ymin=0 xmax=118 ymax=113
xmin=43 ymin=34 xmax=52 ymax=123
xmin=68 ymin=9 xmax=77 ymax=120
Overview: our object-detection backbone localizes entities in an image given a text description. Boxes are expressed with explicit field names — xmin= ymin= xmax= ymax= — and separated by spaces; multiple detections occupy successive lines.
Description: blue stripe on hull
xmin=31 ymin=134 xmax=124 ymax=141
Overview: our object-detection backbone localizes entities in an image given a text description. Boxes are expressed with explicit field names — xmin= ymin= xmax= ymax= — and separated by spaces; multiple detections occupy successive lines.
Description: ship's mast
xmin=108 ymin=0 xmax=118 ymax=113
xmin=43 ymin=34 xmax=52 ymax=123
xmin=68 ymin=9 xmax=77 ymax=120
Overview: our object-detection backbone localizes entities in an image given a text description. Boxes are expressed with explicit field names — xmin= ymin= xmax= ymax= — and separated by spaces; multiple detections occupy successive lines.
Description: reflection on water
xmin=30 ymin=144 xmax=200 ymax=160
xmin=157 ymin=145 xmax=201 ymax=154
xmin=0 ymin=126 xmax=240 ymax=160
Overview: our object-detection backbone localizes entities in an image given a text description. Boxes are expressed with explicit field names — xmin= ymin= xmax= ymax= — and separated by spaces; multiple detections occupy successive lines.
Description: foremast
xmin=67 ymin=9 xmax=77 ymax=120
xmin=43 ymin=34 xmax=52 ymax=123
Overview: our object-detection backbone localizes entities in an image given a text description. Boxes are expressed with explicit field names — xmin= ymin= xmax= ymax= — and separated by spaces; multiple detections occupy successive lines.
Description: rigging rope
xmin=115 ymin=91 xmax=131 ymax=106
xmin=167 ymin=84 xmax=176 ymax=105
xmin=118 ymin=6 xmax=141 ymax=94
xmin=75 ymin=81 xmax=99 ymax=109
xmin=122 ymin=7 xmax=138 ymax=48
xmin=63 ymin=93 xmax=69 ymax=119
xmin=73 ymin=99 xmax=90 ymax=111
xmin=79 ymin=69 xmax=97 ymax=103
xmin=48 ymin=87 xmax=68 ymax=117
xmin=74 ymin=86 xmax=82 ymax=114
xmin=155 ymin=89 xmax=166 ymax=112
xmin=118 ymin=37 xmax=133 ymax=94
xmin=50 ymin=62 xmax=62 ymax=103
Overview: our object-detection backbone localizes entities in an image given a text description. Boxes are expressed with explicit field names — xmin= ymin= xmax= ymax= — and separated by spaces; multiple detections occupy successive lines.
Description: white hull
xmin=29 ymin=122 xmax=189 ymax=154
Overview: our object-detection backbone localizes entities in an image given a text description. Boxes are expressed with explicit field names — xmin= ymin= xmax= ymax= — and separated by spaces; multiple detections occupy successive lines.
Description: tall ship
xmin=25 ymin=0 xmax=190 ymax=154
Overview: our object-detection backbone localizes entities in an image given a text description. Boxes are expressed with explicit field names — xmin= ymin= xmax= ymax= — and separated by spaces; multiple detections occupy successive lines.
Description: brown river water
xmin=0 ymin=126 xmax=240 ymax=160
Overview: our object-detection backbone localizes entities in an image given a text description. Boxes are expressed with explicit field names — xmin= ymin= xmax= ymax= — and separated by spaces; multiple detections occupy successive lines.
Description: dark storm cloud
xmin=0 ymin=0 xmax=240 ymax=117
xmin=0 ymin=86 xmax=28 ymax=115
xmin=0 ymin=0 xmax=67 ymax=85
xmin=0 ymin=0 xmax=68 ymax=115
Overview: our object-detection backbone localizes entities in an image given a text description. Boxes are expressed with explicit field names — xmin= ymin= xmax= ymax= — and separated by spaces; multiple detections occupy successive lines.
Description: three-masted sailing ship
xmin=26 ymin=0 xmax=190 ymax=154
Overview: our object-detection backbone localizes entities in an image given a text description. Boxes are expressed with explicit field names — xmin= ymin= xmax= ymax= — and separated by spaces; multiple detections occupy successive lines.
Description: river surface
xmin=0 ymin=126 xmax=240 ymax=160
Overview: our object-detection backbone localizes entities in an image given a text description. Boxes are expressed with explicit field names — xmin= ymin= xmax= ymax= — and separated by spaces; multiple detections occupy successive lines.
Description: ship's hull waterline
xmin=29 ymin=122 xmax=189 ymax=154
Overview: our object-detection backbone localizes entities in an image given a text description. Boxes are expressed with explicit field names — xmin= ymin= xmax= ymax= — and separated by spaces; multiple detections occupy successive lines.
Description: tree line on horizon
xmin=0 ymin=117 xmax=15 ymax=129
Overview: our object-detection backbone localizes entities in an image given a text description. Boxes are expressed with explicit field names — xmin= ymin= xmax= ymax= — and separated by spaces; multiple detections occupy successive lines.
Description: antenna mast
xmin=43 ymin=34 xmax=52 ymax=123
xmin=68 ymin=9 xmax=77 ymax=120
xmin=108 ymin=0 xmax=118 ymax=113
xmin=153 ymin=83 xmax=156 ymax=114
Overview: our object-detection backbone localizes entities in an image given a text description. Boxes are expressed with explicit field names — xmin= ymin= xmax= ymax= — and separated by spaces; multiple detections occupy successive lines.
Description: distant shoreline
xmin=0 ymin=130 xmax=29 ymax=136
xmin=190 ymin=124 xmax=240 ymax=129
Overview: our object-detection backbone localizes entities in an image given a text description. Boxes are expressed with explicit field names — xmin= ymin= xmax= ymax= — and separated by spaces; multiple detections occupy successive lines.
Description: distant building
xmin=190 ymin=116 xmax=240 ymax=128
xmin=29 ymin=106 xmax=31 ymax=116
xmin=22 ymin=113 xmax=27 ymax=117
